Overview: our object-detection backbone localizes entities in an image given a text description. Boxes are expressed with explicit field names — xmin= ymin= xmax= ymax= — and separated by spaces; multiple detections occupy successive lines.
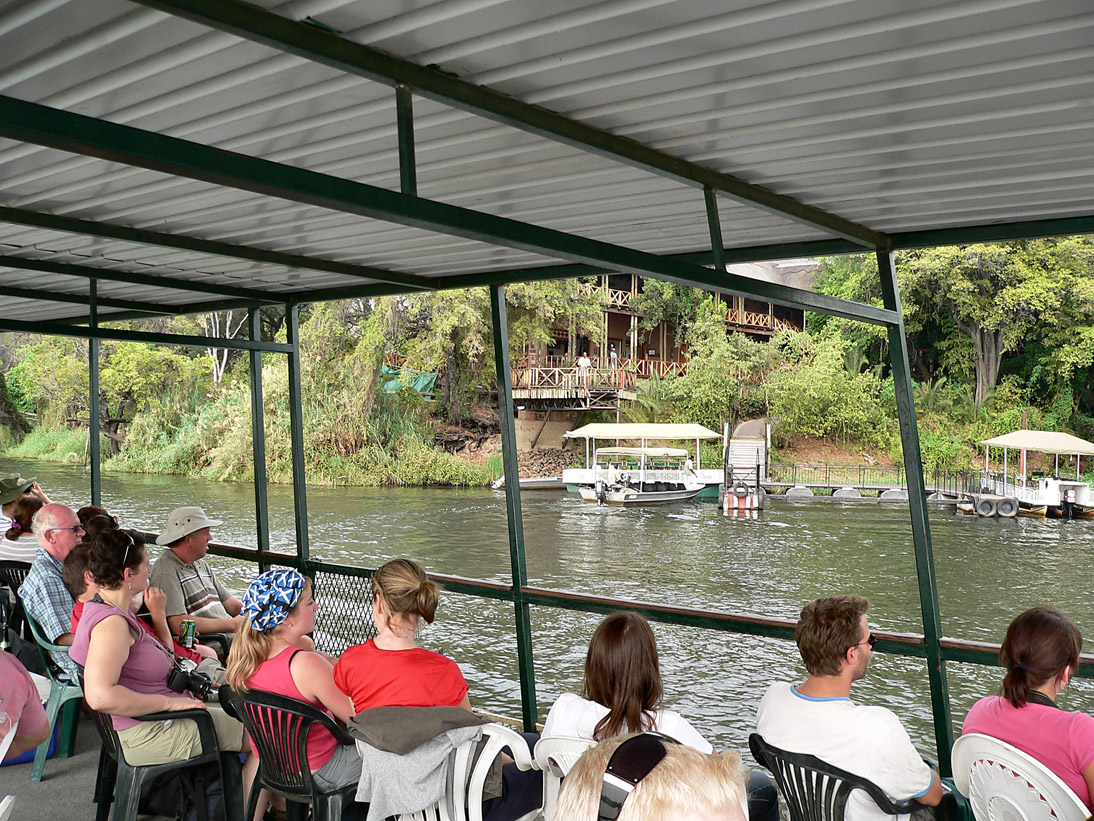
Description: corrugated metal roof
xmin=0 ymin=0 xmax=1091 ymax=324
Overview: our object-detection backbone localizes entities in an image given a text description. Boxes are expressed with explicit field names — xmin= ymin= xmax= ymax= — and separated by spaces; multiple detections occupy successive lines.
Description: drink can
xmin=179 ymin=619 xmax=197 ymax=649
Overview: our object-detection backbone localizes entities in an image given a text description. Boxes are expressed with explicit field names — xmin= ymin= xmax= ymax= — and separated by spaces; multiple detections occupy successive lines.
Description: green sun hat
xmin=0 ymin=474 xmax=36 ymax=505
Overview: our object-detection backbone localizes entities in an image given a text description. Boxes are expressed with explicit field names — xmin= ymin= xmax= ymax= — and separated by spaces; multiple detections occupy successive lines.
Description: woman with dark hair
xmin=69 ymin=528 xmax=255 ymax=792
xmin=0 ymin=495 xmax=44 ymax=563
xmin=963 ymin=606 xmax=1094 ymax=810
xmin=543 ymin=611 xmax=708 ymax=746
xmin=542 ymin=611 xmax=779 ymax=821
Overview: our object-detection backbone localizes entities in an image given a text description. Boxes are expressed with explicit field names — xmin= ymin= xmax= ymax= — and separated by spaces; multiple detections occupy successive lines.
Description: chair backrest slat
xmin=750 ymin=733 xmax=919 ymax=821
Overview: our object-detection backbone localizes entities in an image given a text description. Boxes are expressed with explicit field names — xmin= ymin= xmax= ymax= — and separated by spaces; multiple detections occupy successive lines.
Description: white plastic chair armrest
xmin=464 ymin=725 xmax=536 ymax=821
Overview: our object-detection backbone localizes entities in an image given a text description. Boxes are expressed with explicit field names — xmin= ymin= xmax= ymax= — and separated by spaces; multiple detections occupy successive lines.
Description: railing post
xmin=877 ymin=249 xmax=953 ymax=772
xmin=248 ymin=308 xmax=271 ymax=568
xmin=490 ymin=286 xmax=538 ymax=731
xmin=285 ymin=301 xmax=310 ymax=562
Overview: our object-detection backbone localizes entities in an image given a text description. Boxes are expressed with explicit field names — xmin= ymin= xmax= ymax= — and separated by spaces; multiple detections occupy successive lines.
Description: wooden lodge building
xmin=512 ymin=260 xmax=817 ymax=447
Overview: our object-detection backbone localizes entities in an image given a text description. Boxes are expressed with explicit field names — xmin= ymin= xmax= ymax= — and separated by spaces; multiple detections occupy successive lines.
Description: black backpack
xmin=138 ymin=761 xmax=226 ymax=821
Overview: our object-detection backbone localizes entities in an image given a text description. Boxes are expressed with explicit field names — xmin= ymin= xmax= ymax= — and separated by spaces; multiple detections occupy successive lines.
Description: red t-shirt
xmin=333 ymin=639 xmax=468 ymax=714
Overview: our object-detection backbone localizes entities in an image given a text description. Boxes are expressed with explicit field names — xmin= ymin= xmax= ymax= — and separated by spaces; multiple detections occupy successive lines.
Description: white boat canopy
xmin=597 ymin=447 xmax=689 ymax=457
xmin=565 ymin=423 xmax=722 ymax=441
xmin=980 ymin=430 xmax=1094 ymax=456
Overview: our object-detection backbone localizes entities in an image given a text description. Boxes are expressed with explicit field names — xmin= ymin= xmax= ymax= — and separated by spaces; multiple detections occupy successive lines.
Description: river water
xmin=10 ymin=458 xmax=1094 ymax=758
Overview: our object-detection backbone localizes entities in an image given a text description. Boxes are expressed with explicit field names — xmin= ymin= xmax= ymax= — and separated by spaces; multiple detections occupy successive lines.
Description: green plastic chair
xmin=24 ymin=611 xmax=82 ymax=781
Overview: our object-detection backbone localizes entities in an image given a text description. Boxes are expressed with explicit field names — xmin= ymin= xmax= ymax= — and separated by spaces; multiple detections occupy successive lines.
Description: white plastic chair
xmin=533 ymin=737 xmax=595 ymax=821
xmin=370 ymin=723 xmax=538 ymax=821
xmin=0 ymin=719 xmax=18 ymax=762
xmin=0 ymin=794 xmax=14 ymax=821
xmin=951 ymin=733 xmax=1089 ymax=821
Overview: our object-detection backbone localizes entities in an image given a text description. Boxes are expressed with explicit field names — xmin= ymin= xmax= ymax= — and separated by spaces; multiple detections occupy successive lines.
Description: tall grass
xmin=7 ymin=428 xmax=101 ymax=462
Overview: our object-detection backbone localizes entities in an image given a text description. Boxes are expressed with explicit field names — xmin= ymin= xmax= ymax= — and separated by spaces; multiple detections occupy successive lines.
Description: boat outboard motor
xmin=595 ymin=480 xmax=607 ymax=505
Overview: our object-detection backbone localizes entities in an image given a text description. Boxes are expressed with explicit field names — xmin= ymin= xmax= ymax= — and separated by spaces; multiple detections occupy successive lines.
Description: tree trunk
xmin=444 ymin=344 xmax=463 ymax=424
xmin=970 ymin=326 xmax=1004 ymax=408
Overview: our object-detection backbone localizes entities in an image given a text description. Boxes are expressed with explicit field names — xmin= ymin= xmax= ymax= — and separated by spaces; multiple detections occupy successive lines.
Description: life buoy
xmin=732 ymin=481 xmax=750 ymax=498
xmin=975 ymin=498 xmax=998 ymax=517
xmin=996 ymin=497 xmax=1018 ymax=518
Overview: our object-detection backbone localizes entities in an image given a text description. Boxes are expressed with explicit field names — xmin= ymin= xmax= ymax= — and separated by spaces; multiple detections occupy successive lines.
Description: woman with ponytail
xmin=963 ymin=606 xmax=1094 ymax=810
xmin=0 ymin=495 xmax=43 ymax=563
xmin=333 ymin=558 xmax=541 ymax=821
xmin=226 ymin=569 xmax=359 ymax=798
xmin=333 ymin=558 xmax=467 ymax=712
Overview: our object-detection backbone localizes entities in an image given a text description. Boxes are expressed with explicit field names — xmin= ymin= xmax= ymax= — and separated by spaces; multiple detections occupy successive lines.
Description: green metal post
xmin=248 ymin=308 xmax=271 ymax=568
xmin=285 ymin=301 xmax=310 ymax=562
xmin=489 ymin=285 xmax=538 ymax=731
xmin=88 ymin=280 xmax=102 ymax=507
xmin=396 ymin=84 xmax=416 ymax=196
xmin=704 ymin=186 xmax=726 ymax=275
xmin=877 ymin=249 xmax=954 ymax=772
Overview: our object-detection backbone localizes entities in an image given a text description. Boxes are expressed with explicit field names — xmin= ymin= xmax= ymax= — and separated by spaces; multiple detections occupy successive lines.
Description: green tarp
xmin=380 ymin=364 xmax=438 ymax=395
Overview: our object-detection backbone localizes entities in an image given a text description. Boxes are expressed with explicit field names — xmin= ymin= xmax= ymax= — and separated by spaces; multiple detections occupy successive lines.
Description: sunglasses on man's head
xmin=853 ymin=633 xmax=878 ymax=650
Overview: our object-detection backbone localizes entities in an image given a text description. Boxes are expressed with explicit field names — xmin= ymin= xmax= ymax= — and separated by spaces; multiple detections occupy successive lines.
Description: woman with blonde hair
xmin=226 ymin=568 xmax=359 ymax=801
xmin=333 ymin=558 xmax=467 ymax=711
xmin=963 ymin=606 xmax=1094 ymax=810
xmin=555 ymin=733 xmax=747 ymax=821
xmin=333 ymin=557 xmax=540 ymax=821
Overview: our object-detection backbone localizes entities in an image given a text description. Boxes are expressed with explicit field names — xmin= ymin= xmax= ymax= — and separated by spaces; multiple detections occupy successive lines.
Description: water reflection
xmin=11 ymin=458 xmax=1094 ymax=754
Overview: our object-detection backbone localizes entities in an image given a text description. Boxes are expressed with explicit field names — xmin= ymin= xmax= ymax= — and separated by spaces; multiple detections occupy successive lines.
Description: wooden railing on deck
xmin=571 ymin=283 xmax=798 ymax=333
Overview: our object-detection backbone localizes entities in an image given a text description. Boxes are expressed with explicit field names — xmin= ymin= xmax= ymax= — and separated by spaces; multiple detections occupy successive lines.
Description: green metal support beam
xmin=396 ymin=84 xmax=416 ymax=197
xmin=490 ymin=286 xmax=538 ymax=732
xmin=0 ymin=316 xmax=293 ymax=353
xmin=285 ymin=302 xmax=310 ymax=562
xmin=889 ymin=216 xmax=1094 ymax=249
xmin=0 ymin=283 xmax=170 ymax=314
xmin=0 ymin=250 xmax=278 ymax=303
xmin=88 ymin=281 xmax=102 ymax=507
xmin=704 ymin=186 xmax=727 ymax=276
xmin=0 ymin=95 xmax=898 ymax=327
xmin=877 ymin=249 xmax=953 ymax=774
xmin=0 ymin=205 xmax=433 ymax=290
xmin=126 ymin=0 xmax=887 ymax=250
xmin=248 ymin=308 xmax=271 ymax=569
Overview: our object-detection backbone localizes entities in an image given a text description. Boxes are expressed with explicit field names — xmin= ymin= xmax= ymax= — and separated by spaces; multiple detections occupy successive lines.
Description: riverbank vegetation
xmin=2 ymin=238 xmax=1092 ymax=483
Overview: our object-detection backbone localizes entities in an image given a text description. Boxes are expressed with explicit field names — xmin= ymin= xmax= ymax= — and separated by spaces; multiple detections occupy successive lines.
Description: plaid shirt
xmin=19 ymin=548 xmax=79 ymax=684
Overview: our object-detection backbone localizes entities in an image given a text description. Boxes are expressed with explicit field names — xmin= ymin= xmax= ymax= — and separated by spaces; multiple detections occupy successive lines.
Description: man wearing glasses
xmin=755 ymin=595 xmax=943 ymax=821
xmin=18 ymin=503 xmax=83 ymax=683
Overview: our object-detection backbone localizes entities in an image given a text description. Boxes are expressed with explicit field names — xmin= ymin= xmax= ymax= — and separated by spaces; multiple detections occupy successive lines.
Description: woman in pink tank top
xmin=226 ymin=569 xmax=359 ymax=818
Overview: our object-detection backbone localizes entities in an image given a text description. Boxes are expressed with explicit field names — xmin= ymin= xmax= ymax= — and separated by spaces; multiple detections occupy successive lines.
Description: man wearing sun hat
xmin=0 ymin=473 xmax=50 ymax=533
xmin=149 ymin=506 xmax=244 ymax=648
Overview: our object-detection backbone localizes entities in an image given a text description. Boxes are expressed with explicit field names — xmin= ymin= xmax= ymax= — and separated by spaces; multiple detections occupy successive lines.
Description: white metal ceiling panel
xmin=0 ymin=0 xmax=1090 ymax=323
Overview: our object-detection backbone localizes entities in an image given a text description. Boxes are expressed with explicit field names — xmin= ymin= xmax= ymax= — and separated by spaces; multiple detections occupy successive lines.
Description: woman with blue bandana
xmin=226 ymin=569 xmax=360 ymax=818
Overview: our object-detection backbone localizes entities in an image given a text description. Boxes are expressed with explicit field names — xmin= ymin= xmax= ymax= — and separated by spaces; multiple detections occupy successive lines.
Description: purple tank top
xmin=70 ymin=601 xmax=177 ymax=730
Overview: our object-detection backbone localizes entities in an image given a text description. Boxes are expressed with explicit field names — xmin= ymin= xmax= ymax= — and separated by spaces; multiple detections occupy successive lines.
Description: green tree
xmin=631 ymin=280 xmax=704 ymax=335
xmin=664 ymin=298 xmax=773 ymax=430
xmin=898 ymin=240 xmax=1091 ymax=408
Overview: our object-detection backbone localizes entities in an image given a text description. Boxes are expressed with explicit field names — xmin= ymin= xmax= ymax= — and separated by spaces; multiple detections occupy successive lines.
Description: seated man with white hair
xmin=555 ymin=732 xmax=747 ymax=821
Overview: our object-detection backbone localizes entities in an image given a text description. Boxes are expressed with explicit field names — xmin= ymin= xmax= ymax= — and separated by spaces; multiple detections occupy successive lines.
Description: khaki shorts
xmin=116 ymin=704 xmax=246 ymax=766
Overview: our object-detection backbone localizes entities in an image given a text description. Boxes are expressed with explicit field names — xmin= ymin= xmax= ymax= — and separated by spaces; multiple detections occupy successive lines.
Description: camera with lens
xmin=166 ymin=663 xmax=216 ymax=702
